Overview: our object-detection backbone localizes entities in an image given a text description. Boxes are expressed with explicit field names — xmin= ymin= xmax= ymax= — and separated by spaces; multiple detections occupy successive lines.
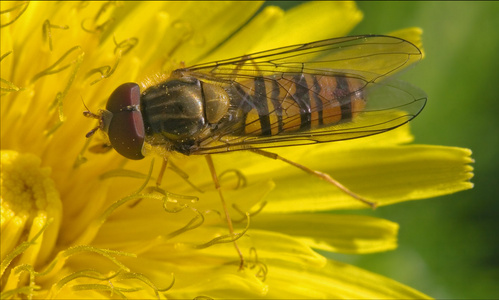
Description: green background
xmin=265 ymin=1 xmax=499 ymax=299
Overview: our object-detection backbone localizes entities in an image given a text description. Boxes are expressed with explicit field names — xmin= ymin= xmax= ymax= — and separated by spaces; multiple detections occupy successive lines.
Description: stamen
xmin=232 ymin=201 xmax=267 ymax=223
xmin=42 ymin=19 xmax=69 ymax=51
xmin=113 ymin=36 xmax=138 ymax=55
xmin=0 ymin=2 xmax=29 ymax=28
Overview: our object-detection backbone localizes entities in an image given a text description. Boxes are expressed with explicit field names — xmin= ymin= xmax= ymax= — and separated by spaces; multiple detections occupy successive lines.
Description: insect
xmin=85 ymin=35 xmax=426 ymax=268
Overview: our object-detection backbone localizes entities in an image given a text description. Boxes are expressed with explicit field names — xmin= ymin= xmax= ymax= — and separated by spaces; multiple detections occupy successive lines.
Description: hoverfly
xmin=85 ymin=35 xmax=426 ymax=268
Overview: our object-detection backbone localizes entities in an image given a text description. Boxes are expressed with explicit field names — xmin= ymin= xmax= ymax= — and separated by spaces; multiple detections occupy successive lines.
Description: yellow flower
xmin=1 ymin=1 xmax=473 ymax=299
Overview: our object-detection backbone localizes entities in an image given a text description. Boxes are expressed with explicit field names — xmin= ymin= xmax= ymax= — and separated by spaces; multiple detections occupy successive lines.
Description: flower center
xmin=1 ymin=150 xmax=62 ymax=286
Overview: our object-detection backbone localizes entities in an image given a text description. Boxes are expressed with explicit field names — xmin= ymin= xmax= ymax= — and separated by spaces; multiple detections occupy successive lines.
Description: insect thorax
xmin=140 ymin=76 xmax=232 ymax=155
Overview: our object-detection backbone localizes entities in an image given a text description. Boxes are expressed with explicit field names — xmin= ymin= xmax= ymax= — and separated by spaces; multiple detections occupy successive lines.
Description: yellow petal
xmin=263 ymin=145 xmax=473 ymax=211
xmin=388 ymin=27 xmax=425 ymax=58
xmin=200 ymin=5 xmax=285 ymax=62
xmin=264 ymin=260 xmax=430 ymax=299
xmin=253 ymin=214 xmax=399 ymax=254
xmin=88 ymin=179 xmax=274 ymax=248
xmin=250 ymin=1 xmax=363 ymax=52
xmin=103 ymin=1 xmax=264 ymax=71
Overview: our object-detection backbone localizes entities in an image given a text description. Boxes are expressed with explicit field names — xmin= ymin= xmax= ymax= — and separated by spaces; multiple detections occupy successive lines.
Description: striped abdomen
xmin=231 ymin=74 xmax=367 ymax=136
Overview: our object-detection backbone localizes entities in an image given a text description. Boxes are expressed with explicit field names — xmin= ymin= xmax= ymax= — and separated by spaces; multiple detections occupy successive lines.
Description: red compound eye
xmin=105 ymin=82 xmax=145 ymax=160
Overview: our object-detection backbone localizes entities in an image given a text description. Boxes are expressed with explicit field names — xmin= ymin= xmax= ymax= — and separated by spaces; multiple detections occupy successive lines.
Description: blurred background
xmin=265 ymin=1 xmax=499 ymax=299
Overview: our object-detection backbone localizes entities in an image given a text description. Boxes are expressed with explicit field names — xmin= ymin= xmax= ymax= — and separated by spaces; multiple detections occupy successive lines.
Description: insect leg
xmin=156 ymin=157 xmax=169 ymax=186
xmin=248 ymin=148 xmax=377 ymax=209
xmin=168 ymin=161 xmax=204 ymax=193
xmin=205 ymin=154 xmax=245 ymax=269
xmin=226 ymin=54 xmax=262 ymax=79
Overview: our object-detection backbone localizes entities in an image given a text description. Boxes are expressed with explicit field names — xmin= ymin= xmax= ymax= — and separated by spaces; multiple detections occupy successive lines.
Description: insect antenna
xmin=81 ymin=96 xmax=102 ymax=138
xmin=81 ymin=96 xmax=100 ymax=119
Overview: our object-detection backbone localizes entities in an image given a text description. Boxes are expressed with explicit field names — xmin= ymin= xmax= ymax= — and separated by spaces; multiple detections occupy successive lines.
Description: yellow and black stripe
xmin=232 ymin=74 xmax=367 ymax=136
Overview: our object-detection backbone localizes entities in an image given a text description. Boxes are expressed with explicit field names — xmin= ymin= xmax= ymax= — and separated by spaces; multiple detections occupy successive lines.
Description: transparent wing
xmin=183 ymin=35 xmax=422 ymax=83
xmin=175 ymin=35 xmax=426 ymax=154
